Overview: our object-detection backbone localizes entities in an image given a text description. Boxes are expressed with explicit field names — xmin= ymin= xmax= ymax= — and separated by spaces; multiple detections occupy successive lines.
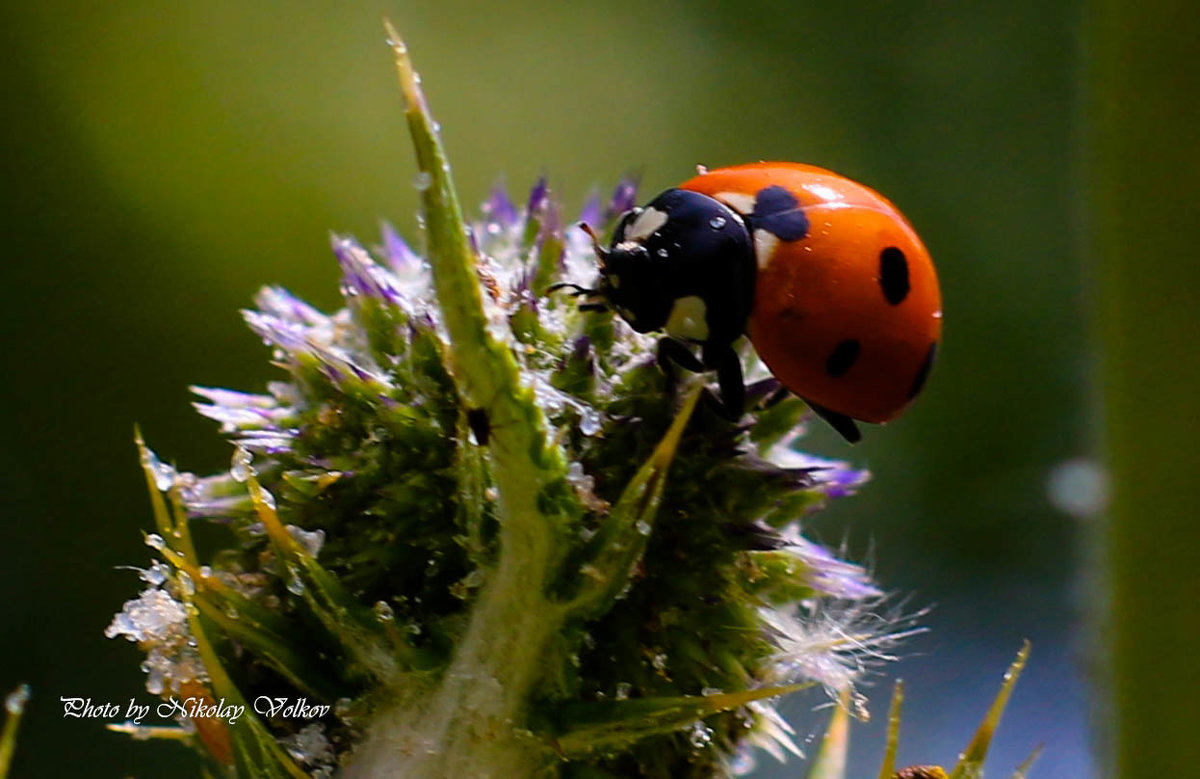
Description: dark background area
xmin=1 ymin=1 xmax=1091 ymax=775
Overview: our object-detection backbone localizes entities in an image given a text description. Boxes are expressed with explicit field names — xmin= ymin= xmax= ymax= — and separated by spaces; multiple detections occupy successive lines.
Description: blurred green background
xmin=1 ymin=1 xmax=1096 ymax=775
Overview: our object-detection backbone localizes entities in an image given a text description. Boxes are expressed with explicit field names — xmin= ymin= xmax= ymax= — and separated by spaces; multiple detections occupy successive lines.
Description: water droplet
xmin=286 ymin=570 xmax=305 ymax=595
xmin=230 ymin=448 xmax=254 ymax=483
xmin=5 ymin=684 xmax=30 ymax=715
xmin=141 ymin=562 xmax=168 ymax=586
xmin=701 ymin=686 xmax=721 ymax=696
xmin=373 ymin=601 xmax=395 ymax=622
xmin=224 ymin=605 xmax=240 ymax=620
xmin=258 ymin=488 xmax=277 ymax=510
xmin=177 ymin=571 xmax=195 ymax=596
xmin=651 ymin=652 xmax=668 ymax=671
xmin=145 ymin=449 xmax=176 ymax=491
xmin=688 ymin=722 xmax=714 ymax=748
xmin=413 ymin=171 xmax=433 ymax=191
xmin=709 ymin=216 xmax=727 ymax=229
xmin=287 ymin=526 xmax=325 ymax=557
xmin=635 ymin=520 xmax=651 ymax=536
xmin=656 ymin=247 xmax=670 ymax=258
xmin=145 ymin=534 xmax=165 ymax=551
xmin=730 ymin=749 xmax=757 ymax=776
xmin=198 ymin=565 xmax=212 ymax=579
xmin=580 ymin=408 xmax=602 ymax=436
xmin=615 ymin=682 xmax=632 ymax=701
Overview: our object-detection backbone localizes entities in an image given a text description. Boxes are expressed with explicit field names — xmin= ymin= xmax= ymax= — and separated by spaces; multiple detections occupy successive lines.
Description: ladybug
xmin=560 ymin=162 xmax=942 ymax=443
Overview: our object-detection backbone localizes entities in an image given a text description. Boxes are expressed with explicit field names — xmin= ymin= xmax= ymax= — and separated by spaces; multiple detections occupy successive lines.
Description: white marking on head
xmin=665 ymin=295 xmax=709 ymax=341
xmin=753 ymin=229 xmax=779 ymax=270
xmin=624 ymin=207 xmax=669 ymax=242
xmin=714 ymin=191 xmax=756 ymax=215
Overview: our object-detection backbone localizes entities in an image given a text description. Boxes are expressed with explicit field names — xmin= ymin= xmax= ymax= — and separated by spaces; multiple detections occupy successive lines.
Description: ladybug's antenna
xmin=544 ymin=221 xmax=609 ymax=309
xmin=545 ymin=282 xmax=594 ymax=296
xmin=577 ymin=222 xmax=608 ymax=267
xmin=578 ymin=221 xmax=601 ymax=247
xmin=545 ymin=280 xmax=608 ymax=312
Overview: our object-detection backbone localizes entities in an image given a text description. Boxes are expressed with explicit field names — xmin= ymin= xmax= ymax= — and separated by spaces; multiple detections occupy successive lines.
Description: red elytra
xmin=679 ymin=162 xmax=942 ymax=424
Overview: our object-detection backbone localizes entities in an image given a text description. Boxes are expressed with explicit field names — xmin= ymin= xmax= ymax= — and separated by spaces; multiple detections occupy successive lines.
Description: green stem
xmin=1087 ymin=1 xmax=1200 ymax=774
xmin=342 ymin=23 xmax=582 ymax=776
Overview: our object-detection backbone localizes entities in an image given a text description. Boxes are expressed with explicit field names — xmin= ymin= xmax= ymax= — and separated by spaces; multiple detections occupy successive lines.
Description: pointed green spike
xmin=107 ymin=723 xmax=193 ymax=743
xmin=551 ymin=682 xmax=807 ymax=757
xmin=949 ymin=641 xmax=1031 ymax=779
xmin=877 ymin=679 xmax=905 ymax=779
xmin=566 ymin=386 xmax=702 ymax=615
xmin=0 ymin=685 xmax=30 ymax=779
xmin=134 ymin=429 xmax=182 ymax=550
xmin=1009 ymin=744 xmax=1043 ymax=778
xmin=807 ymin=688 xmax=852 ymax=779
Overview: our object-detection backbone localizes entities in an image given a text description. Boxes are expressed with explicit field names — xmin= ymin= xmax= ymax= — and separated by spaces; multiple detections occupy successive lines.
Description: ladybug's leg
xmin=743 ymin=377 xmax=784 ymax=408
xmin=764 ymin=386 xmax=791 ymax=408
xmin=703 ymin=343 xmax=745 ymax=420
xmin=803 ymin=399 xmax=862 ymax=444
xmin=656 ymin=337 xmax=704 ymax=381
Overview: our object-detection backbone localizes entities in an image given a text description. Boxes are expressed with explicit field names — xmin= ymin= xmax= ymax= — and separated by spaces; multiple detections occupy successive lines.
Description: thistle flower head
xmin=107 ymin=29 xmax=914 ymax=777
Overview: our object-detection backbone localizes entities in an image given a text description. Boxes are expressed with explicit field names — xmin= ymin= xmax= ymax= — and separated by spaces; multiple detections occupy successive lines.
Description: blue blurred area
xmin=0 ymin=1 xmax=1089 ymax=775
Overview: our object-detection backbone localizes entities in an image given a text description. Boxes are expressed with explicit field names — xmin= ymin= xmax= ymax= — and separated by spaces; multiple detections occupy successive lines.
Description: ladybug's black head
xmin=594 ymin=209 xmax=671 ymax=333
xmin=596 ymin=189 xmax=757 ymax=346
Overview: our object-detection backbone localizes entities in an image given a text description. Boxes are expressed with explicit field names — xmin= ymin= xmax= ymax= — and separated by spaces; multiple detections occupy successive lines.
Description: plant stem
xmin=342 ymin=24 xmax=577 ymax=776
xmin=1088 ymin=1 xmax=1200 ymax=774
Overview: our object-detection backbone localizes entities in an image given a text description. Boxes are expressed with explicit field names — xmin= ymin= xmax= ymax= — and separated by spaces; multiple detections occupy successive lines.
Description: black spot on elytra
xmin=826 ymin=339 xmax=860 ymax=378
xmin=879 ymin=246 xmax=910 ymax=305
xmin=908 ymin=341 xmax=938 ymax=399
xmin=751 ymin=186 xmax=809 ymax=241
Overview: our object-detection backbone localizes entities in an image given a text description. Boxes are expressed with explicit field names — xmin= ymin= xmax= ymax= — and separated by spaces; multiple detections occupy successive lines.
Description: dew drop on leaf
xmin=373 ymin=601 xmax=396 ymax=622
xmin=5 ymin=684 xmax=30 ymax=715
xmin=230 ymin=448 xmax=255 ymax=483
